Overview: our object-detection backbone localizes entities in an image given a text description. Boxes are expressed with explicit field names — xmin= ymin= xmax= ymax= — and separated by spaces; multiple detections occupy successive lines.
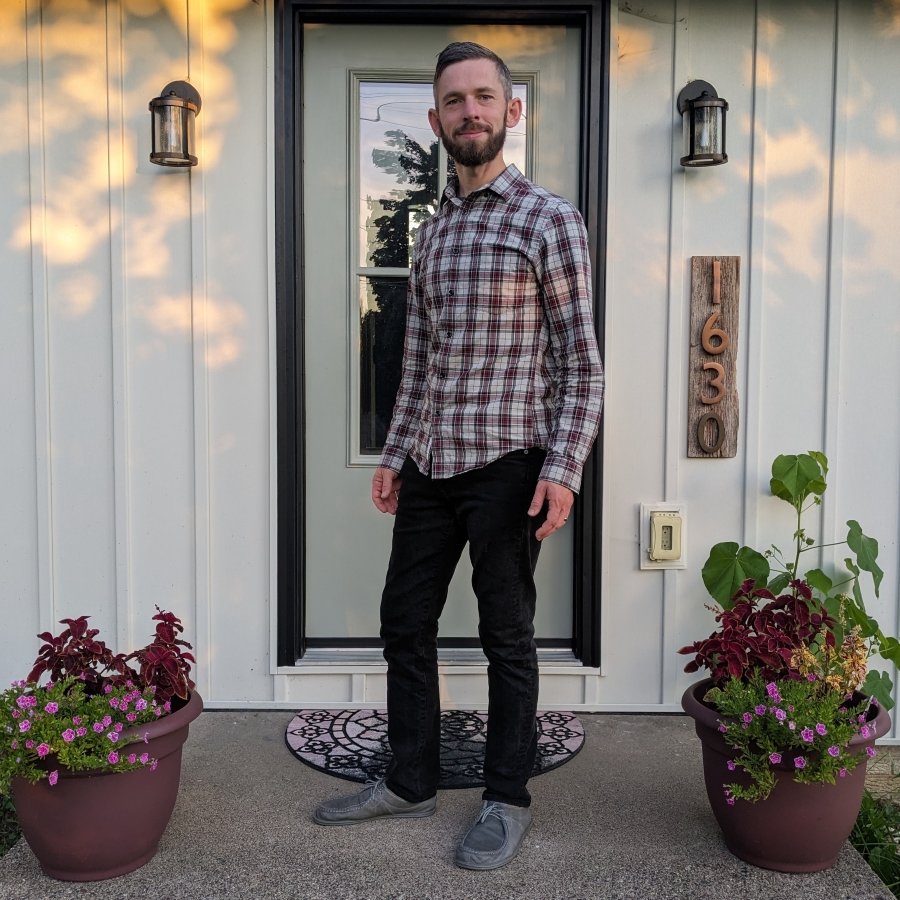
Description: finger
xmin=528 ymin=481 xmax=547 ymax=517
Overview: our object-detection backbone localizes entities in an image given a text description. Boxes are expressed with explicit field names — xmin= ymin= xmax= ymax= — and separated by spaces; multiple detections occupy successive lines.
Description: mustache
xmin=454 ymin=122 xmax=491 ymax=137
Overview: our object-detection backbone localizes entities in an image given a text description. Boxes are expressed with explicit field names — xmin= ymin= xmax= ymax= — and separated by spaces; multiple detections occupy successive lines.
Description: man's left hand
xmin=528 ymin=480 xmax=574 ymax=541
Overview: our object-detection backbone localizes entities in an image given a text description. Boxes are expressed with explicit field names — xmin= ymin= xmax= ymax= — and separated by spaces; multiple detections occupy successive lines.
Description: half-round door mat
xmin=285 ymin=709 xmax=584 ymax=789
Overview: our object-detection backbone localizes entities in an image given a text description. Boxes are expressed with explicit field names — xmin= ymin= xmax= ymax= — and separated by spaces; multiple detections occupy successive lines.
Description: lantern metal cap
xmin=677 ymin=80 xmax=723 ymax=114
xmin=149 ymin=80 xmax=202 ymax=114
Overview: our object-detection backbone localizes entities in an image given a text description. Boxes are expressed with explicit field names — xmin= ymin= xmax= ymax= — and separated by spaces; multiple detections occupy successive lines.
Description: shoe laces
xmin=477 ymin=802 xmax=504 ymax=824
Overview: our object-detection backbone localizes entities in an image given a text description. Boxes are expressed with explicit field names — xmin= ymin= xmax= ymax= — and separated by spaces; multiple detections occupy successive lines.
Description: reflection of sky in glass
xmin=359 ymin=81 xmax=528 ymax=268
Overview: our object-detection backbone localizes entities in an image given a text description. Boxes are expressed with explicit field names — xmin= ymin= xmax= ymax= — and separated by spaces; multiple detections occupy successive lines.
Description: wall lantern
xmin=677 ymin=80 xmax=727 ymax=168
xmin=149 ymin=81 xmax=201 ymax=167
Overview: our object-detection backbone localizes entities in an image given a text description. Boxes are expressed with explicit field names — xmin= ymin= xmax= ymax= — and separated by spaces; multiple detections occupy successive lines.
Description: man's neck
xmin=455 ymin=155 xmax=508 ymax=197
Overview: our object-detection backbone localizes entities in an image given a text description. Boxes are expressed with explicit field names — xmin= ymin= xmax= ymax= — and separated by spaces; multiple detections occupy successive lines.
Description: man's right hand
xmin=372 ymin=467 xmax=402 ymax=514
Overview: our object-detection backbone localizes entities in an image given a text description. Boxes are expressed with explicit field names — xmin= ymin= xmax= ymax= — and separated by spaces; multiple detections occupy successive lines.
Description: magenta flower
xmin=718 ymin=724 xmax=727 ymax=733
xmin=9 ymin=740 xmax=17 ymax=750
xmin=726 ymin=796 xmax=736 ymax=806
xmin=765 ymin=682 xmax=780 ymax=700
xmin=806 ymin=673 xmax=816 ymax=682
xmin=754 ymin=705 xmax=766 ymax=716
xmin=769 ymin=752 xmax=782 ymax=765
xmin=135 ymin=698 xmax=148 ymax=711
xmin=109 ymin=697 xmax=120 ymax=710
xmin=16 ymin=695 xmax=36 ymax=709
xmin=794 ymin=756 xmax=807 ymax=769
xmin=114 ymin=723 xmax=123 ymax=733
xmin=44 ymin=702 xmax=59 ymax=714
xmin=101 ymin=715 xmax=112 ymax=728
xmin=827 ymin=746 xmax=840 ymax=757
xmin=103 ymin=684 xmax=112 ymax=694
xmin=36 ymin=743 xmax=50 ymax=758
xmin=726 ymin=760 xmax=737 ymax=771
xmin=815 ymin=723 xmax=827 ymax=736
xmin=107 ymin=731 xmax=119 ymax=742
xmin=139 ymin=752 xmax=150 ymax=765
xmin=801 ymin=727 xmax=815 ymax=743
xmin=72 ymin=716 xmax=81 ymax=725
xmin=839 ymin=768 xmax=848 ymax=778
xmin=866 ymin=746 xmax=877 ymax=759
xmin=75 ymin=726 xmax=87 ymax=737
xmin=25 ymin=739 xmax=34 ymax=749
xmin=11 ymin=710 xmax=19 ymax=720
xmin=149 ymin=759 xmax=158 ymax=771
xmin=107 ymin=751 xmax=119 ymax=765
xmin=62 ymin=728 xmax=76 ymax=743
xmin=127 ymin=753 xmax=137 ymax=765
xmin=48 ymin=770 xmax=59 ymax=786
xmin=788 ymin=722 xmax=796 ymax=731
xmin=860 ymin=725 xmax=872 ymax=739
xmin=126 ymin=712 xmax=137 ymax=722
xmin=18 ymin=720 xmax=31 ymax=733
xmin=92 ymin=722 xmax=104 ymax=733
xmin=774 ymin=709 xmax=787 ymax=722
xmin=742 ymin=712 xmax=753 ymax=724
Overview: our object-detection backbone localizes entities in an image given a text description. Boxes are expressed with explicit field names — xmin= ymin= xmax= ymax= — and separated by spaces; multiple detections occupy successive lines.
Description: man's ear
xmin=428 ymin=108 xmax=441 ymax=138
xmin=505 ymin=97 xmax=523 ymax=129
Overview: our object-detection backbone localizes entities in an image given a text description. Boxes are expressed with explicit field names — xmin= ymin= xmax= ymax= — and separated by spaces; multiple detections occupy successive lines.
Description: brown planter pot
xmin=11 ymin=690 xmax=203 ymax=881
xmin=682 ymin=678 xmax=889 ymax=873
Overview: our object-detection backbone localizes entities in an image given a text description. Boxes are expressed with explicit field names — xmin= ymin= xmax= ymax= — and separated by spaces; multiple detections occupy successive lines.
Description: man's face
xmin=428 ymin=58 xmax=522 ymax=168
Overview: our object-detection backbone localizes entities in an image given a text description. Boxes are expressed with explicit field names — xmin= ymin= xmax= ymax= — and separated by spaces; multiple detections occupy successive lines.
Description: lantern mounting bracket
xmin=158 ymin=80 xmax=202 ymax=113
xmin=677 ymin=80 xmax=719 ymax=114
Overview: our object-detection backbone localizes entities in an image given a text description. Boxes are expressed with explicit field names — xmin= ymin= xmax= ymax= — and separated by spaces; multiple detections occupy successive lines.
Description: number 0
xmin=697 ymin=412 xmax=725 ymax=453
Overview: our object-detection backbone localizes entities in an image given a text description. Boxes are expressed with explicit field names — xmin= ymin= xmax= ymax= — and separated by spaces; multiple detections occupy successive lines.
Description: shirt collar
xmin=440 ymin=164 xmax=524 ymax=208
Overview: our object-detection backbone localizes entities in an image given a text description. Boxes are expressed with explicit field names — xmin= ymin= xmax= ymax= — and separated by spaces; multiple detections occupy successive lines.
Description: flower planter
xmin=682 ymin=678 xmax=889 ymax=873
xmin=11 ymin=690 xmax=203 ymax=881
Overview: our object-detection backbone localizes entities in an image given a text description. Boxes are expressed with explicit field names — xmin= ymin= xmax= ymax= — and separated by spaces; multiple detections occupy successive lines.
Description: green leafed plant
xmin=698 ymin=451 xmax=897 ymax=709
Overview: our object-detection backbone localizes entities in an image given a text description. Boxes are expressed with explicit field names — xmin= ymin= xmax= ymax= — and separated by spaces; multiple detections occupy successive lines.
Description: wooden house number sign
xmin=688 ymin=256 xmax=739 ymax=458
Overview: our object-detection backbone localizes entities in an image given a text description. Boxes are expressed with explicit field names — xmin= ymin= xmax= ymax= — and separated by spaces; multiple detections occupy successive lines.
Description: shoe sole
xmin=313 ymin=806 xmax=436 ymax=826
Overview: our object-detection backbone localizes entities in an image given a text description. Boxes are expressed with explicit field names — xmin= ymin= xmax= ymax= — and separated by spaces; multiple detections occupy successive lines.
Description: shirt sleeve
xmin=536 ymin=205 xmax=605 ymax=492
xmin=379 ymin=250 xmax=428 ymax=473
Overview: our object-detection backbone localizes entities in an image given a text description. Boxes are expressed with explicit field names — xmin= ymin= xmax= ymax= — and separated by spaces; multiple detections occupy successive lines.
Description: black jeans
xmin=379 ymin=449 xmax=545 ymax=808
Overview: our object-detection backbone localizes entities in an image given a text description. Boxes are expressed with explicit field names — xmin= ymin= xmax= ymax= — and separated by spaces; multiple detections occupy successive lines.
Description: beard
xmin=439 ymin=120 xmax=507 ymax=168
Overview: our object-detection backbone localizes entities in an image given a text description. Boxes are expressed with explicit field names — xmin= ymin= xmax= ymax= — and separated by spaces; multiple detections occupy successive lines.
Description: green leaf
xmin=770 ymin=453 xmax=827 ymax=506
xmin=807 ymin=450 xmax=829 ymax=479
xmin=876 ymin=636 xmax=900 ymax=668
xmin=847 ymin=520 xmax=883 ymax=597
xmin=767 ymin=571 xmax=791 ymax=596
xmin=804 ymin=568 xmax=833 ymax=596
xmin=862 ymin=670 xmax=895 ymax=711
xmin=702 ymin=543 xmax=770 ymax=607
xmin=845 ymin=558 xmax=866 ymax=609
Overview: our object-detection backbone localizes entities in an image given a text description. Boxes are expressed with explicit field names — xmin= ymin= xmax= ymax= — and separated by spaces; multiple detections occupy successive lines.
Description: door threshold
xmin=296 ymin=647 xmax=580 ymax=666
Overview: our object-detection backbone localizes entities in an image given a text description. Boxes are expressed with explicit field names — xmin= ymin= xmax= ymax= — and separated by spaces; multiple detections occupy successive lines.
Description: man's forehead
xmin=435 ymin=58 xmax=503 ymax=96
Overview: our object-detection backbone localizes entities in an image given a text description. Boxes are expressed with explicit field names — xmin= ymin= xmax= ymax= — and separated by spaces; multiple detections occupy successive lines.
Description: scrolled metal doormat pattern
xmin=285 ymin=709 xmax=584 ymax=788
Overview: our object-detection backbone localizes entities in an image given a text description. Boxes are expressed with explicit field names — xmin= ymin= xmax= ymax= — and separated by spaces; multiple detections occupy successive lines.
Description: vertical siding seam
xmin=187 ymin=0 xmax=213 ymax=702
xmin=822 ymin=0 xmax=843 ymax=566
xmin=661 ymin=0 xmax=689 ymax=704
xmin=107 ymin=0 xmax=132 ymax=652
xmin=742 ymin=0 xmax=767 ymax=549
xmin=266 ymin=0 xmax=280 ymax=681
xmin=25 ymin=0 xmax=54 ymax=632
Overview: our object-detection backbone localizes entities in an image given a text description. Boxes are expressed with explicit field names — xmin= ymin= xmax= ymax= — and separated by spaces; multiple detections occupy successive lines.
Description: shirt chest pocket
xmin=472 ymin=240 xmax=536 ymax=308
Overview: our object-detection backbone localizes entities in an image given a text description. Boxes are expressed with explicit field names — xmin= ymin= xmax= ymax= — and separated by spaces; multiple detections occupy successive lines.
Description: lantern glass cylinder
xmin=150 ymin=95 xmax=198 ymax=167
xmin=681 ymin=98 xmax=727 ymax=167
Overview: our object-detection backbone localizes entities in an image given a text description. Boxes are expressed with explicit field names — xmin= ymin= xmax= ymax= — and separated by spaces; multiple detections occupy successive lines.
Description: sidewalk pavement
xmin=0 ymin=710 xmax=892 ymax=899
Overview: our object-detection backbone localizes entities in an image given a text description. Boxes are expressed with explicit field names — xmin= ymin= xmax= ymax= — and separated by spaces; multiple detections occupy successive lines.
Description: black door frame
xmin=275 ymin=0 xmax=609 ymax=667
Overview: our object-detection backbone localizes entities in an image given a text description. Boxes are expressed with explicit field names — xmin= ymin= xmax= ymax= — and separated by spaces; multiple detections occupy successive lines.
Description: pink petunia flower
xmin=107 ymin=751 xmax=119 ymax=765
xmin=48 ymin=770 xmax=58 ymax=786
xmin=36 ymin=743 xmax=50 ymax=758
xmin=769 ymin=752 xmax=782 ymax=765
xmin=44 ymin=702 xmax=59 ymax=714
xmin=794 ymin=756 xmax=807 ymax=769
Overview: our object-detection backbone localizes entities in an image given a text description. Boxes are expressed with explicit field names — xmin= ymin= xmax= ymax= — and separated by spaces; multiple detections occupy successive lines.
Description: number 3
xmin=701 ymin=361 xmax=725 ymax=405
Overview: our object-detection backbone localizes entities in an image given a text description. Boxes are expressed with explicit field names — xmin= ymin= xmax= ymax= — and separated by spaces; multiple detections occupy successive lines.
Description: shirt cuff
xmin=379 ymin=446 xmax=408 ymax=474
xmin=539 ymin=453 xmax=583 ymax=494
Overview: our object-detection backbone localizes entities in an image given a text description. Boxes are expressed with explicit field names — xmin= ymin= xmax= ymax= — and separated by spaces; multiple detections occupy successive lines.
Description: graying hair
xmin=433 ymin=42 xmax=513 ymax=102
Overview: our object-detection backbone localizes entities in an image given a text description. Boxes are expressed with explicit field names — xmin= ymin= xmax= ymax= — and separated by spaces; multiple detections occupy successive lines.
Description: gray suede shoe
xmin=313 ymin=778 xmax=436 ymax=826
xmin=455 ymin=801 xmax=533 ymax=870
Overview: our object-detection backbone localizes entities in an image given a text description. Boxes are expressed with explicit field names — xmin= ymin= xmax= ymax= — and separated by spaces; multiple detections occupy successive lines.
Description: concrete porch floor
xmin=0 ymin=710 xmax=892 ymax=900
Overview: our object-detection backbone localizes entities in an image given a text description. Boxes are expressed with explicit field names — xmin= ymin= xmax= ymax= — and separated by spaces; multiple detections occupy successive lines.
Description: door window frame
xmin=274 ymin=0 xmax=610 ymax=667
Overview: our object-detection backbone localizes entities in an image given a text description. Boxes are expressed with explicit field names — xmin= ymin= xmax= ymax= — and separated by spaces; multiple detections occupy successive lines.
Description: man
xmin=314 ymin=41 xmax=603 ymax=871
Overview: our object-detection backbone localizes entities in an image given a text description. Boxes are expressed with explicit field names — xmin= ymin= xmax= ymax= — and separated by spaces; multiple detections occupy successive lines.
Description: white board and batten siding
xmin=1 ymin=1 xmax=898 ymax=729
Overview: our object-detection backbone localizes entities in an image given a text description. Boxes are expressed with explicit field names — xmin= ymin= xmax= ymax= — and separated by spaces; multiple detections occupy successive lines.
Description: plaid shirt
xmin=380 ymin=165 xmax=604 ymax=493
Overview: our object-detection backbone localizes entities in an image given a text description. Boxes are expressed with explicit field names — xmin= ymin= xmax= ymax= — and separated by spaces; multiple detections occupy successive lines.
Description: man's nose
xmin=462 ymin=96 xmax=481 ymax=118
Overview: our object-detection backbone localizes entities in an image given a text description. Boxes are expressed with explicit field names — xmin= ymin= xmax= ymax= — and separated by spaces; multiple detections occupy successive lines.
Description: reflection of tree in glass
xmin=361 ymin=130 xmax=438 ymax=453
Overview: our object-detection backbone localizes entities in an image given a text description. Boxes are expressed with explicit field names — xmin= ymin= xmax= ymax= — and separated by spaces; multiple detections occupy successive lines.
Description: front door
xmin=299 ymin=23 xmax=584 ymax=651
